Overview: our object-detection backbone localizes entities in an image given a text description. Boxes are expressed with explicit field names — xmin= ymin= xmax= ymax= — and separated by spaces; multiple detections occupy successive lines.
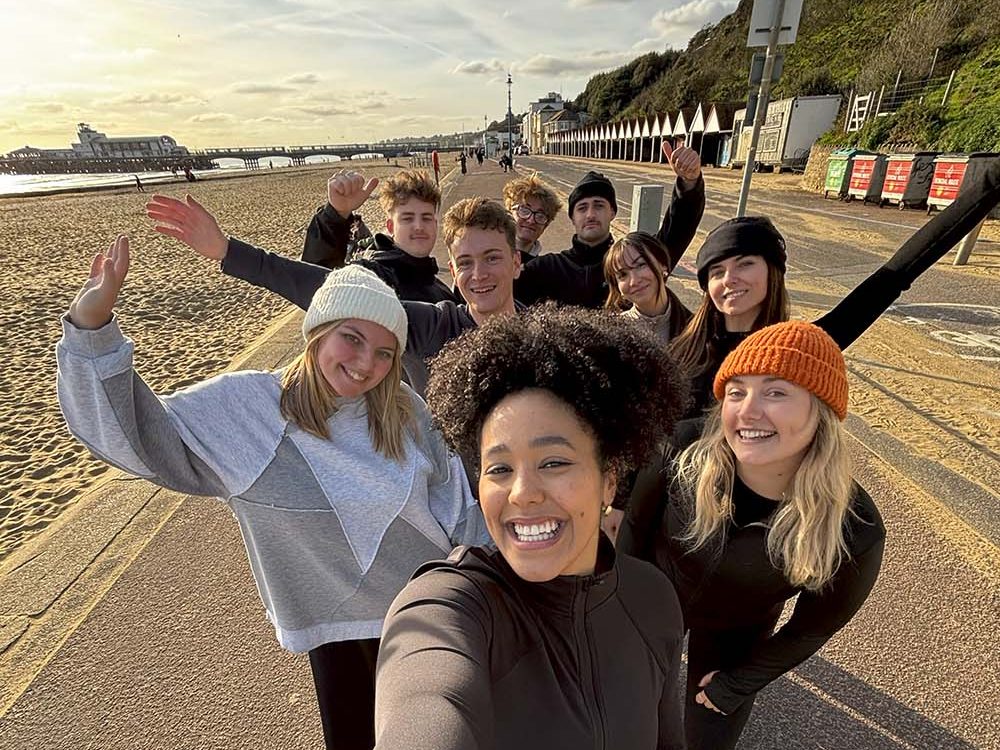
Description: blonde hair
xmin=442 ymin=197 xmax=517 ymax=256
xmin=675 ymin=399 xmax=853 ymax=590
xmin=279 ymin=321 xmax=415 ymax=460
xmin=502 ymin=173 xmax=561 ymax=222
xmin=378 ymin=169 xmax=441 ymax=215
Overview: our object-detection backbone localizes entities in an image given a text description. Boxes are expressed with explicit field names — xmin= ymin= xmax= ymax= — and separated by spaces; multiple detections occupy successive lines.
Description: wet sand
xmin=0 ymin=162 xmax=401 ymax=561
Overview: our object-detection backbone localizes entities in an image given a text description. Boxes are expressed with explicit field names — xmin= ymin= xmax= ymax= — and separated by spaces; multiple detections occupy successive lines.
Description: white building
xmin=524 ymin=93 xmax=566 ymax=155
xmin=7 ymin=123 xmax=189 ymax=159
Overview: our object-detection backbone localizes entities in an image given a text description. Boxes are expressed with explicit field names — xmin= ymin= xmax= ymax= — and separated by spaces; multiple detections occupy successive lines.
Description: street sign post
xmin=736 ymin=0 xmax=800 ymax=216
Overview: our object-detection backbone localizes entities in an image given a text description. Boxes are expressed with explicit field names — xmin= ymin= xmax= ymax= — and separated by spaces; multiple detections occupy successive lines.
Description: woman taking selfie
xmin=623 ymin=321 xmax=885 ymax=749
xmin=57 ymin=238 xmax=484 ymax=750
xmin=374 ymin=305 xmax=689 ymax=750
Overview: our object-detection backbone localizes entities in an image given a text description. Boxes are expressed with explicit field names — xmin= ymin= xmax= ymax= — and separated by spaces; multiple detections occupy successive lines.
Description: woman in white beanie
xmin=56 ymin=235 xmax=485 ymax=750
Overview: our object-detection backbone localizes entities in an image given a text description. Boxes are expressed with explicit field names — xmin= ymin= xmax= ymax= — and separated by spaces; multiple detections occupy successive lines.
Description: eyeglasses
xmin=513 ymin=204 xmax=550 ymax=225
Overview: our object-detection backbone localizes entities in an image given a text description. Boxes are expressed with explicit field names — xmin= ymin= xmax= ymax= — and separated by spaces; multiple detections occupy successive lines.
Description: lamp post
xmin=506 ymin=73 xmax=513 ymax=155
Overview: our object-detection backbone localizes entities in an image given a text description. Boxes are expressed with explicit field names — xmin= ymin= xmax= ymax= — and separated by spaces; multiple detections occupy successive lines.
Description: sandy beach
xmin=0 ymin=162 xmax=402 ymax=562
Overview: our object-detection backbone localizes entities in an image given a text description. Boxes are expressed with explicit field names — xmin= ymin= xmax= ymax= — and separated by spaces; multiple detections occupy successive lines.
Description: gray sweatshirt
xmin=56 ymin=315 xmax=487 ymax=653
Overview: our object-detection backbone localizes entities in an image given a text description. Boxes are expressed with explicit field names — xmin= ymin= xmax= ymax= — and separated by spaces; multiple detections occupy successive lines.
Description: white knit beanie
xmin=302 ymin=265 xmax=408 ymax=351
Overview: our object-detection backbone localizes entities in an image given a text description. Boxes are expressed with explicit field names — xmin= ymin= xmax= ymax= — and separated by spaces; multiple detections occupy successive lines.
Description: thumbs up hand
xmin=662 ymin=141 xmax=702 ymax=184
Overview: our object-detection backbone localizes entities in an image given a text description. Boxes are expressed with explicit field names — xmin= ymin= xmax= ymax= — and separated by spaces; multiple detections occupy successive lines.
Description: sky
xmin=0 ymin=0 xmax=739 ymax=154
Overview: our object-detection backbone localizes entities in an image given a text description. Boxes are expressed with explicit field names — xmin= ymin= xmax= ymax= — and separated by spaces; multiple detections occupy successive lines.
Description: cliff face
xmin=573 ymin=0 xmax=1000 ymax=151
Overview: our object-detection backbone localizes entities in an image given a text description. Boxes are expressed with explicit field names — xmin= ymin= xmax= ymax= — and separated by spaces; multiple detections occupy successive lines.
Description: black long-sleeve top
xmin=666 ymin=477 xmax=883 ymax=715
xmin=300 ymin=204 xmax=456 ymax=304
xmin=221 ymin=239 xmax=487 ymax=396
xmin=374 ymin=535 xmax=686 ymax=750
xmin=514 ymin=176 xmax=706 ymax=309
xmin=684 ymin=159 xmax=1000 ymax=417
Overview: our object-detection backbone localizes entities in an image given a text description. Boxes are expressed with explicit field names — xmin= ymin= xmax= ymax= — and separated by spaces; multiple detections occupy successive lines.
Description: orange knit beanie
xmin=713 ymin=321 xmax=848 ymax=420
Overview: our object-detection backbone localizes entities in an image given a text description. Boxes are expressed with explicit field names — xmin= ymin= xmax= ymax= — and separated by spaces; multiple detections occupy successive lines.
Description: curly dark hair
xmin=426 ymin=303 xmax=689 ymax=477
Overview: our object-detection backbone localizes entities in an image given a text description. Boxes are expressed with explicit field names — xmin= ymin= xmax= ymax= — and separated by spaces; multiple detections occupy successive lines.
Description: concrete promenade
xmin=1 ymin=157 xmax=997 ymax=749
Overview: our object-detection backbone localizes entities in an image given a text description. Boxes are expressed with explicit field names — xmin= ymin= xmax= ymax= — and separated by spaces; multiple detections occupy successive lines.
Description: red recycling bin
xmin=880 ymin=152 xmax=937 ymax=209
xmin=928 ymin=153 xmax=1000 ymax=217
xmin=847 ymin=154 xmax=887 ymax=204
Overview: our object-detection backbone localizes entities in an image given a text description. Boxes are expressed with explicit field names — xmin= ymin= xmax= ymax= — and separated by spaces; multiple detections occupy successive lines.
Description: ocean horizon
xmin=0 ymin=154 xmax=353 ymax=197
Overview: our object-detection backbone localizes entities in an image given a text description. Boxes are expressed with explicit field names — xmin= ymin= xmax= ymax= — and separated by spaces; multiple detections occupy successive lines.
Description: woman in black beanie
xmin=669 ymin=161 xmax=1000 ymax=419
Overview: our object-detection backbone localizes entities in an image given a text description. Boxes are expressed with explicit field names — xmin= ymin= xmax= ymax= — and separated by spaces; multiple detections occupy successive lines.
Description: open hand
xmin=146 ymin=194 xmax=228 ymax=261
xmin=662 ymin=142 xmax=702 ymax=184
xmin=694 ymin=670 xmax=725 ymax=714
xmin=69 ymin=235 xmax=130 ymax=330
xmin=327 ymin=170 xmax=379 ymax=218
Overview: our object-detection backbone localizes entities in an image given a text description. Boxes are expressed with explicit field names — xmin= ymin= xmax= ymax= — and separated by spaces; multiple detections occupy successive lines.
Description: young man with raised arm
xmin=298 ymin=169 xmax=456 ymax=303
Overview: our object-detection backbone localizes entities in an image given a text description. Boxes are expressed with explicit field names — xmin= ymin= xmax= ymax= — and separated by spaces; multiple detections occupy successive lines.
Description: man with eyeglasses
xmin=501 ymin=174 xmax=562 ymax=265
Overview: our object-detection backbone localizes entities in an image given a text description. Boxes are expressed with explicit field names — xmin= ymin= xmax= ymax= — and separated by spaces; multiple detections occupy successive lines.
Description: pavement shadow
xmin=735 ymin=655 xmax=979 ymax=749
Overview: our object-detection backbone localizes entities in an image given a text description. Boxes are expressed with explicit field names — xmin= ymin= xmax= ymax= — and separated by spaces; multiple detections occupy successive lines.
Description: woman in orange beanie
xmin=623 ymin=321 xmax=886 ymax=750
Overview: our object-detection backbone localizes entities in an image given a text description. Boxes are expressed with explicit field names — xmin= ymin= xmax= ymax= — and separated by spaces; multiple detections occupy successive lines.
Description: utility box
xmin=881 ymin=152 xmax=938 ymax=209
xmin=928 ymin=153 xmax=1000 ymax=218
xmin=629 ymin=184 xmax=665 ymax=234
xmin=734 ymin=95 xmax=841 ymax=171
xmin=847 ymin=154 xmax=888 ymax=203
xmin=825 ymin=148 xmax=870 ymax=199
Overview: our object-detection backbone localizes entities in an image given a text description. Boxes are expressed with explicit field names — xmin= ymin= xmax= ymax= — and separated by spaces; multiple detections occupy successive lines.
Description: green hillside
xmin=573 ymin=0 xmax=1000 ymax=152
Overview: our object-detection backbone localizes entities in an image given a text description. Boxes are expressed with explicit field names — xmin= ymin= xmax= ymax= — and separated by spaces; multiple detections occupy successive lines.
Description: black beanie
xmin=695 ymin=216 xmax=787 ymax=289
xmin=567 ymin=171 xmax=617 ymax=217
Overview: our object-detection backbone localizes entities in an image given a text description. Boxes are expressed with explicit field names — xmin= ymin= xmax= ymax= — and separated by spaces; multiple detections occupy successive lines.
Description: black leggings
xmin=684 ymin=619 xmax=778 ymax=750
xmin=309 ymin=638 xmax=381 ymax=750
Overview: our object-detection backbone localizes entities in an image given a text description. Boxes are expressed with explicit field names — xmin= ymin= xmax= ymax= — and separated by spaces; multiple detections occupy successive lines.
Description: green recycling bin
xmin=824 ymin=148 xmax=870 ymax=199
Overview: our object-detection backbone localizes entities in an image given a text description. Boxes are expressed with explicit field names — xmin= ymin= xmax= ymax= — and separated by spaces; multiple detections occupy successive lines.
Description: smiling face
xmin=512 ymin=197 xmax=550 ymax=248
xmin=385 ymin=197 xmax=438 ymax=258
xmin=571 ymin=197 xmax=615 ymax=246
xmin=479 ymin=389 xmax=615 ymax=582
xmin=449 ymin=226 xmax=521 ymax=322
xmin=721 ymin=375 xmax=819 ymax=481
xmin=706 ymin=254 xmax=769 ymax=331
xmin=614 ymin=244 xmax=666 ymax=316
xmin=315 ymin=319 xmax=397 ymax=398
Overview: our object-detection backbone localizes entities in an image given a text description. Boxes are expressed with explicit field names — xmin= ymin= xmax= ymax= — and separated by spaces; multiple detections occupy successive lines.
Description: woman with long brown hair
xmin=57 ymin=240 xmax=484 ymax=750
xmin=603 ymin=231 xmax=693 ymax=345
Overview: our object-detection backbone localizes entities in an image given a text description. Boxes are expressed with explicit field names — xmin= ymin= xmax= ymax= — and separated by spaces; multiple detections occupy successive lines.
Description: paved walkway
xmin=0 ymin=160 xmax=571 ymax=750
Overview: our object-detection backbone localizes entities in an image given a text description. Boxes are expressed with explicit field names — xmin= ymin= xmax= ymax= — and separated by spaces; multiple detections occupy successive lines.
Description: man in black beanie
xmin=514 ymin=142 xmax=705 ymax=308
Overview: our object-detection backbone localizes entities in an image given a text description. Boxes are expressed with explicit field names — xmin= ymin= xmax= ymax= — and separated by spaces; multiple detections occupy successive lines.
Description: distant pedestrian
xmin=457 ymin=152 xmax=467 ymax=175
xmin=476 ymin=148 xmax=484 ymax=166
xmin=58 ymin=243 xmax=485 ymax=750
xmin=268 ymin=160 xmax=273 ymax=169
xmin=133 ymin=174 xmax=144 ymax=193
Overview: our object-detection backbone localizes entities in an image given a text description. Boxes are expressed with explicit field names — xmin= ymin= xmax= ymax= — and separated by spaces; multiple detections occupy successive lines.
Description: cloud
xmin=25 ymin=102 xmax=65 ymax=113
xmin=452 ymin=59 xmax=507 ymax=76
xmin=231 ymin=82 xmax=296 ymax=94
xmin=102 ymin=92 xmax=205 ymax=107
xmin=285 ymin=73 xmax=320 ymax=85
xmin=187 ymin=113 xmax=238 ymax=124
xmin=290 ymin=104 xmax=353 ymax=117
xmin=247 ymin=116 xmax=288 ymax=124
xmin=651 ymin=0 xmax=738 ymax=34
xmin=513 ymin=51 xmax=634 ymax=77
xmin=567 ymin=0 xmax=631 ymax=6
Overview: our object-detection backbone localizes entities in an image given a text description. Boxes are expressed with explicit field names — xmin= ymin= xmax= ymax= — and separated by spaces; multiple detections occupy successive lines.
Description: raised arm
xmin=375 ymin=568 xmax=495 ymax=749
xmin=302 ymin=171 xmax=379 ymax=268
xmin=817 ymin=159 xmax=1000 ymax=349
xmin=658 ymin=142 xmax=706 ymax=272
xmin=57 ymin=237 xmax=271 ymax=499
xmin=146 ymin=193 xmax=329 ymax=311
